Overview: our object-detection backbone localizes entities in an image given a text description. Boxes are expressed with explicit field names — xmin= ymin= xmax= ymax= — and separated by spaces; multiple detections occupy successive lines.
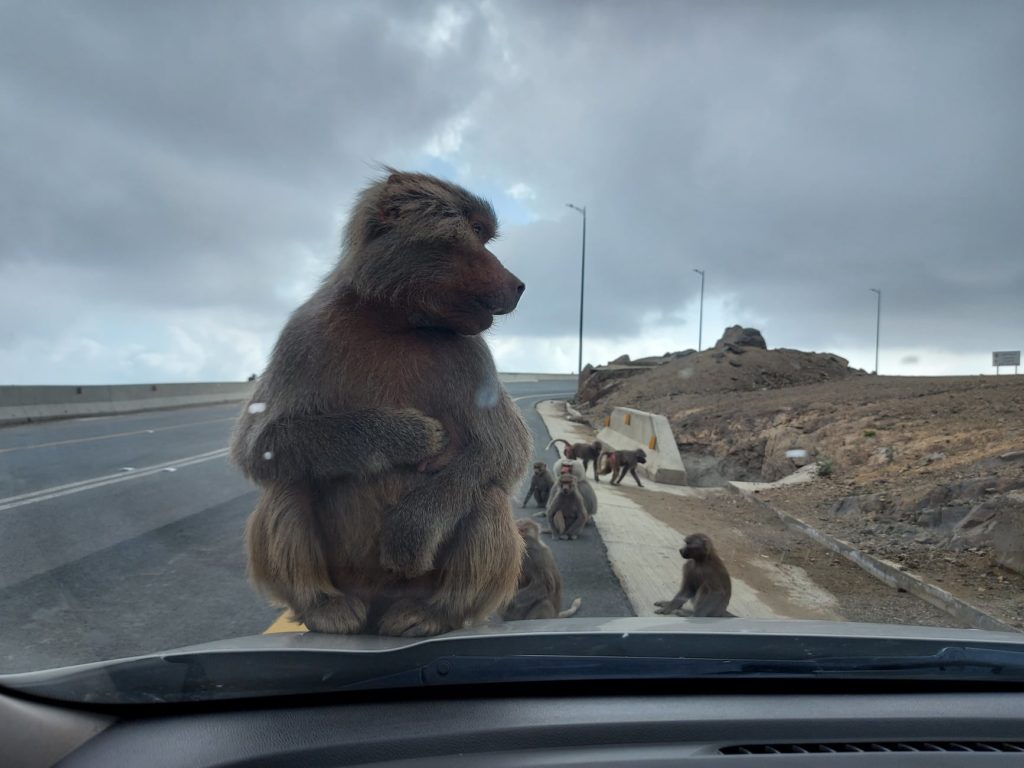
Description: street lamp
xmin=566 ymin=203 xmax=586 ymax=375
xmin=870 ymin=288 xmax=881 ymax=375
xmin=693 ymin=269 xmax=705 ymax=352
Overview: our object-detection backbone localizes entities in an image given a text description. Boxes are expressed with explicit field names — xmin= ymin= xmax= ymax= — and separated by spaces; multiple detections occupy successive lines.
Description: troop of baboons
xmin=231 ymin=170 xmax=733 ymax=636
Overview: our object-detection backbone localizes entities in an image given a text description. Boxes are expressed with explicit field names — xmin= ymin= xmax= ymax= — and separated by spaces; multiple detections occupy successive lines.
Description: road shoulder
xmin=537 ymin=400 xmax=969 ymax=627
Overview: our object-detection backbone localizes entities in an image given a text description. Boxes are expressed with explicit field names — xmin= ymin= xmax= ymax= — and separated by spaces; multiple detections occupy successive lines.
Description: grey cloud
xmin=2 ymin=0 xmax=1022 ymax=382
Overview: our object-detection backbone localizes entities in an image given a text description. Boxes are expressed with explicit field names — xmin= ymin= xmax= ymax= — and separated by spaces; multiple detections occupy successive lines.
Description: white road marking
xmin=0 ymin=416 xmax=236 ymax=454
xmin=0 ymin=448 xmax=231 ymax=512
xmin=0 ymin=390 xmax=567 ymax=514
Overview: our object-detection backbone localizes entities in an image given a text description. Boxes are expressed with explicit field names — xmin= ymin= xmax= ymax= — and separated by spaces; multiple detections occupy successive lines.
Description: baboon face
xmin=680 ymin=534 xmax=709 ymax=560
xmin=635 ymin=449 xmax=648 ymax=464
xmin=558 ymin=476 xmax=577 ymax=494
xmin=346 ymin=171 xmax=525 ymax=335
xmin=516 ymin=518 xmax=541 ymax=540
xmin=533 ymin=462 xmax=547 ymax=475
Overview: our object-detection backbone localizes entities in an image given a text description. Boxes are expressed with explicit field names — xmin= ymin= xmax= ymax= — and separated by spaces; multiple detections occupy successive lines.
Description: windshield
xmin=1 ymin=0 xmax=1022 ymax=703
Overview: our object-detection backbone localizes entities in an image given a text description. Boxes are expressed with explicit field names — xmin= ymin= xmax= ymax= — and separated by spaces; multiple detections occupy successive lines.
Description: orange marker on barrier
xmin=624 ymin=413 xmax=631 ymax=426
xmin=649 ymin=436 xmax=657 ymax=450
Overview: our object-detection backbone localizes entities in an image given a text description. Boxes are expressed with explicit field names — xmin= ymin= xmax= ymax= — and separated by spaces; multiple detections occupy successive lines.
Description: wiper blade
xmin=366 ymin=646 xmax=1024 ymax=690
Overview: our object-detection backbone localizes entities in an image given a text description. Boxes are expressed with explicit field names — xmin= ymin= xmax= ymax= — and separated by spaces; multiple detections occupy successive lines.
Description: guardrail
xmin=0 ymin=383 xmax=257 ymax=426
xmin=0 ymin=373 xmax=577 ymax=427
xmin=596 ymin=406 xmax=688 ymax=485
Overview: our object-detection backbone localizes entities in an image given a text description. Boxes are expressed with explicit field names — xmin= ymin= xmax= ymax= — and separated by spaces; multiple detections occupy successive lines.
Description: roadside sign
xmin=992 ymin=350 xmax=1020 ymax=374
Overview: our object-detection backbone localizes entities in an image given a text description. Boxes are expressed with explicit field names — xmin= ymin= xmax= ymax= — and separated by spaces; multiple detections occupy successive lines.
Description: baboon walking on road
xmin=654 ymin=533 xmax=733 ymax=618
xmin=231 ymin=170 xmax=531 ymax=637
xmin=502 ymin=519 xmax=581 ymax=620
xmin=599 ymin=448 xmax=647 ymax=486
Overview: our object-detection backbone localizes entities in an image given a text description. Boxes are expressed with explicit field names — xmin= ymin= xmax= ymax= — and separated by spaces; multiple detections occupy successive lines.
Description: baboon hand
xmin=393 ymin=410 xmax=448 ymax=466
xmin=417 ymin=441 xmax=456 ymax=474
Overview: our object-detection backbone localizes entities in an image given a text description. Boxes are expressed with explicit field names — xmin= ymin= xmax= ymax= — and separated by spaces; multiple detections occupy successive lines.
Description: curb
xmin=728 ymin=484 xmax=1018 ymax=633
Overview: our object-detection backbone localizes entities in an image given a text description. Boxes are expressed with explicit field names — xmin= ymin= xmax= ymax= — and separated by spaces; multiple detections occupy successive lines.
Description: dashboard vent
xmin=720 ymin=742 xmax=1024 ymax=755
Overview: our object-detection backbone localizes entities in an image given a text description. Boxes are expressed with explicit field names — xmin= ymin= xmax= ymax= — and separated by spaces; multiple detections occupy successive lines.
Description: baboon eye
xmin=471 ymin=222 xmax=484 ymax=237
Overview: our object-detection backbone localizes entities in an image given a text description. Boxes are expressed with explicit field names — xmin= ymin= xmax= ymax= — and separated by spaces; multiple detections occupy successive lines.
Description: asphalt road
xmin=0 ymin=382 xmax=631 ymax=673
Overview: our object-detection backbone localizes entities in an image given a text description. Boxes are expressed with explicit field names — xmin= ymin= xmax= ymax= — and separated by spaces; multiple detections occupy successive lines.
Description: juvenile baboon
xmin=522 ymin=461 xmax=555 ymax=508
xmin=230 ymin=169 xmax=531 ymax=637
xmin=547 ymin=438 xmax=604 ymax=481
xmin=600 ymin=448 xmax=648 ymax=486
xmin=501 ymin=518 xmax=582 ymax=620
xmin=546 ymin=473 xmax=589 ymax=540
xmin=654 ymin=533 xmax=733 ymax=618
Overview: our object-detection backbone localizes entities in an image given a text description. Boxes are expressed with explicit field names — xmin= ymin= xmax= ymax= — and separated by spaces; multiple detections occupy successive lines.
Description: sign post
xmin=992 ymin=351 xmax=1021 ymax=375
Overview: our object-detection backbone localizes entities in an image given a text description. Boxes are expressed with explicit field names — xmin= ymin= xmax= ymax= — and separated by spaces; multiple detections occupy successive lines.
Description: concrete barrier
xmin=0 ymin=382 xmax=257 ymax=426
xmin=0 ymin=373 xmax=576 ymax=427
xmin=497 ymin=373 xmax=578 ymax=383
xmin=596 ymin=406 xmax=688 ymax=485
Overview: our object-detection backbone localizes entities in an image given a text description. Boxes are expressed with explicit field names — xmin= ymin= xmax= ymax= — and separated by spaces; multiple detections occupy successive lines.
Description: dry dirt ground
xmin=577 ymin=333 xmax=1024 ymax=631
xmin=618 ymin=484 xmax=968 ymax=628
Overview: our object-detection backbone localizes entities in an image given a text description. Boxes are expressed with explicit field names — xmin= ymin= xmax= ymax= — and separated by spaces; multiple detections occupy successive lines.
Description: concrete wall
xmin=0 ymin=383 xmax=257 ymax=426
xmin=0 ymin=373 xmax=576 ymax=427
xmin=596 ymin=406 xmax=688 ymax=485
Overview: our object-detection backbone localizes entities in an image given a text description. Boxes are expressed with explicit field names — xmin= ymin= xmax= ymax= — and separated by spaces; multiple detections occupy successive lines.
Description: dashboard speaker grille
xmin=720 ymin=742 xmax=1024 ymax=755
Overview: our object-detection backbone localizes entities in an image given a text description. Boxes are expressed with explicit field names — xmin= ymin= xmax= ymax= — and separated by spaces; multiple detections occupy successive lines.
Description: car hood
xmin=3 ymin=617 xmax=1023 ymax=705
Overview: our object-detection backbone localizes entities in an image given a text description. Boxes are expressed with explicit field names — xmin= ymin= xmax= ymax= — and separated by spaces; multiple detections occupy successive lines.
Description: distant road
xmin=0 ymin=381 xmax=630 ymax=673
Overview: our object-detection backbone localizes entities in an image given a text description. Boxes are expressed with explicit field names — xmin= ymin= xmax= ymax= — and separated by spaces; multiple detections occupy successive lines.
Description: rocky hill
xmin=575 ymin=327 xmax=1024 ymax=628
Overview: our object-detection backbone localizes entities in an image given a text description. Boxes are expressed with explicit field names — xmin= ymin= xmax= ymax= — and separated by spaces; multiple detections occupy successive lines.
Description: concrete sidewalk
xmin=537 ymin=400 xmax=844 ymax=621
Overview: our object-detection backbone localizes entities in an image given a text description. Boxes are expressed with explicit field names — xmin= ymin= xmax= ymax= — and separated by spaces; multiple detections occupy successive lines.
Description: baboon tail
xmin=558 ymin=597 xmax=582 ymax=618
xmin=546 ymin=438 xmax=571 ymax=452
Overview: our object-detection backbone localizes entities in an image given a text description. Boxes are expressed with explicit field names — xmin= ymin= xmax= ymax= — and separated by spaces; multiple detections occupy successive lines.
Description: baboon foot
xmin=377 ymin=600 xmax=451 ymax=637
xmin=302 ymin=595 xmax=369 ymax=634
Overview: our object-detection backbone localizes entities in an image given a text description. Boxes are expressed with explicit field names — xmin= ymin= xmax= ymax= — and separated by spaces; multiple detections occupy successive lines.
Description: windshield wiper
xmin=359 ymin=646 xmax=1024 ymax=690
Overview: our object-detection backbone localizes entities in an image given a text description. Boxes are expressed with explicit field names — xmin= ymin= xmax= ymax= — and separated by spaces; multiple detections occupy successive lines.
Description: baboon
xmin=522 ymin=461 xmax=555 ymax=508
xmin=548 ymin=438 xmax=604 ymax=481
xmin=230 ymin=169 xmax=532 ymax=637
xmin=551 ymin=456 xmax=584 ymax=479
xmin=600 ymin=448 xmax=648 ymax=486
xmin=546 ymin=473 xmax=589 ymax=540
xmin=534 ymin=458 xmax=597 ymax=523
xmin=501 ymin=518 xmax=582 ymax=620
xmin=654 ymin=533 xmax=733 ymax=618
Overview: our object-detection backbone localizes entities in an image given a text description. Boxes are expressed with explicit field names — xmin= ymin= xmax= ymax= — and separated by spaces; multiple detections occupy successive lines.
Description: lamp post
xmin=693 ymin=269 xmax=705 ymax=351
xmin=870 ymin=288 xmax=881 ymax=374
xmin=566 ymin=203 xmax=587 ymax=375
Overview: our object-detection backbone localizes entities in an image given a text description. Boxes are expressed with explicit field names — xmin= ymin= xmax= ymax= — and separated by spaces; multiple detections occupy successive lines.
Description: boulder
xmin=949 ymin=490 xmax=1024 ymax=575
xmin=829 ymin=493 xmax=894 ymax=519
xmin=715 ymin=326 xmax=767 ymax=350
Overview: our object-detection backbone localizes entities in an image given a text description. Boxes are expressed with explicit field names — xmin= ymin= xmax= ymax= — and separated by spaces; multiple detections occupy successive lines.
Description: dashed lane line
xmin=0 ymin=448 xmax=231 ymax=512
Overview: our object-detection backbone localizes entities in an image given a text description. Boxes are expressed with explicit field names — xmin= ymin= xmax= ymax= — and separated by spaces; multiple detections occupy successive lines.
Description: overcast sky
xmin=2 ymin=0 xmax=1022 ymax=384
